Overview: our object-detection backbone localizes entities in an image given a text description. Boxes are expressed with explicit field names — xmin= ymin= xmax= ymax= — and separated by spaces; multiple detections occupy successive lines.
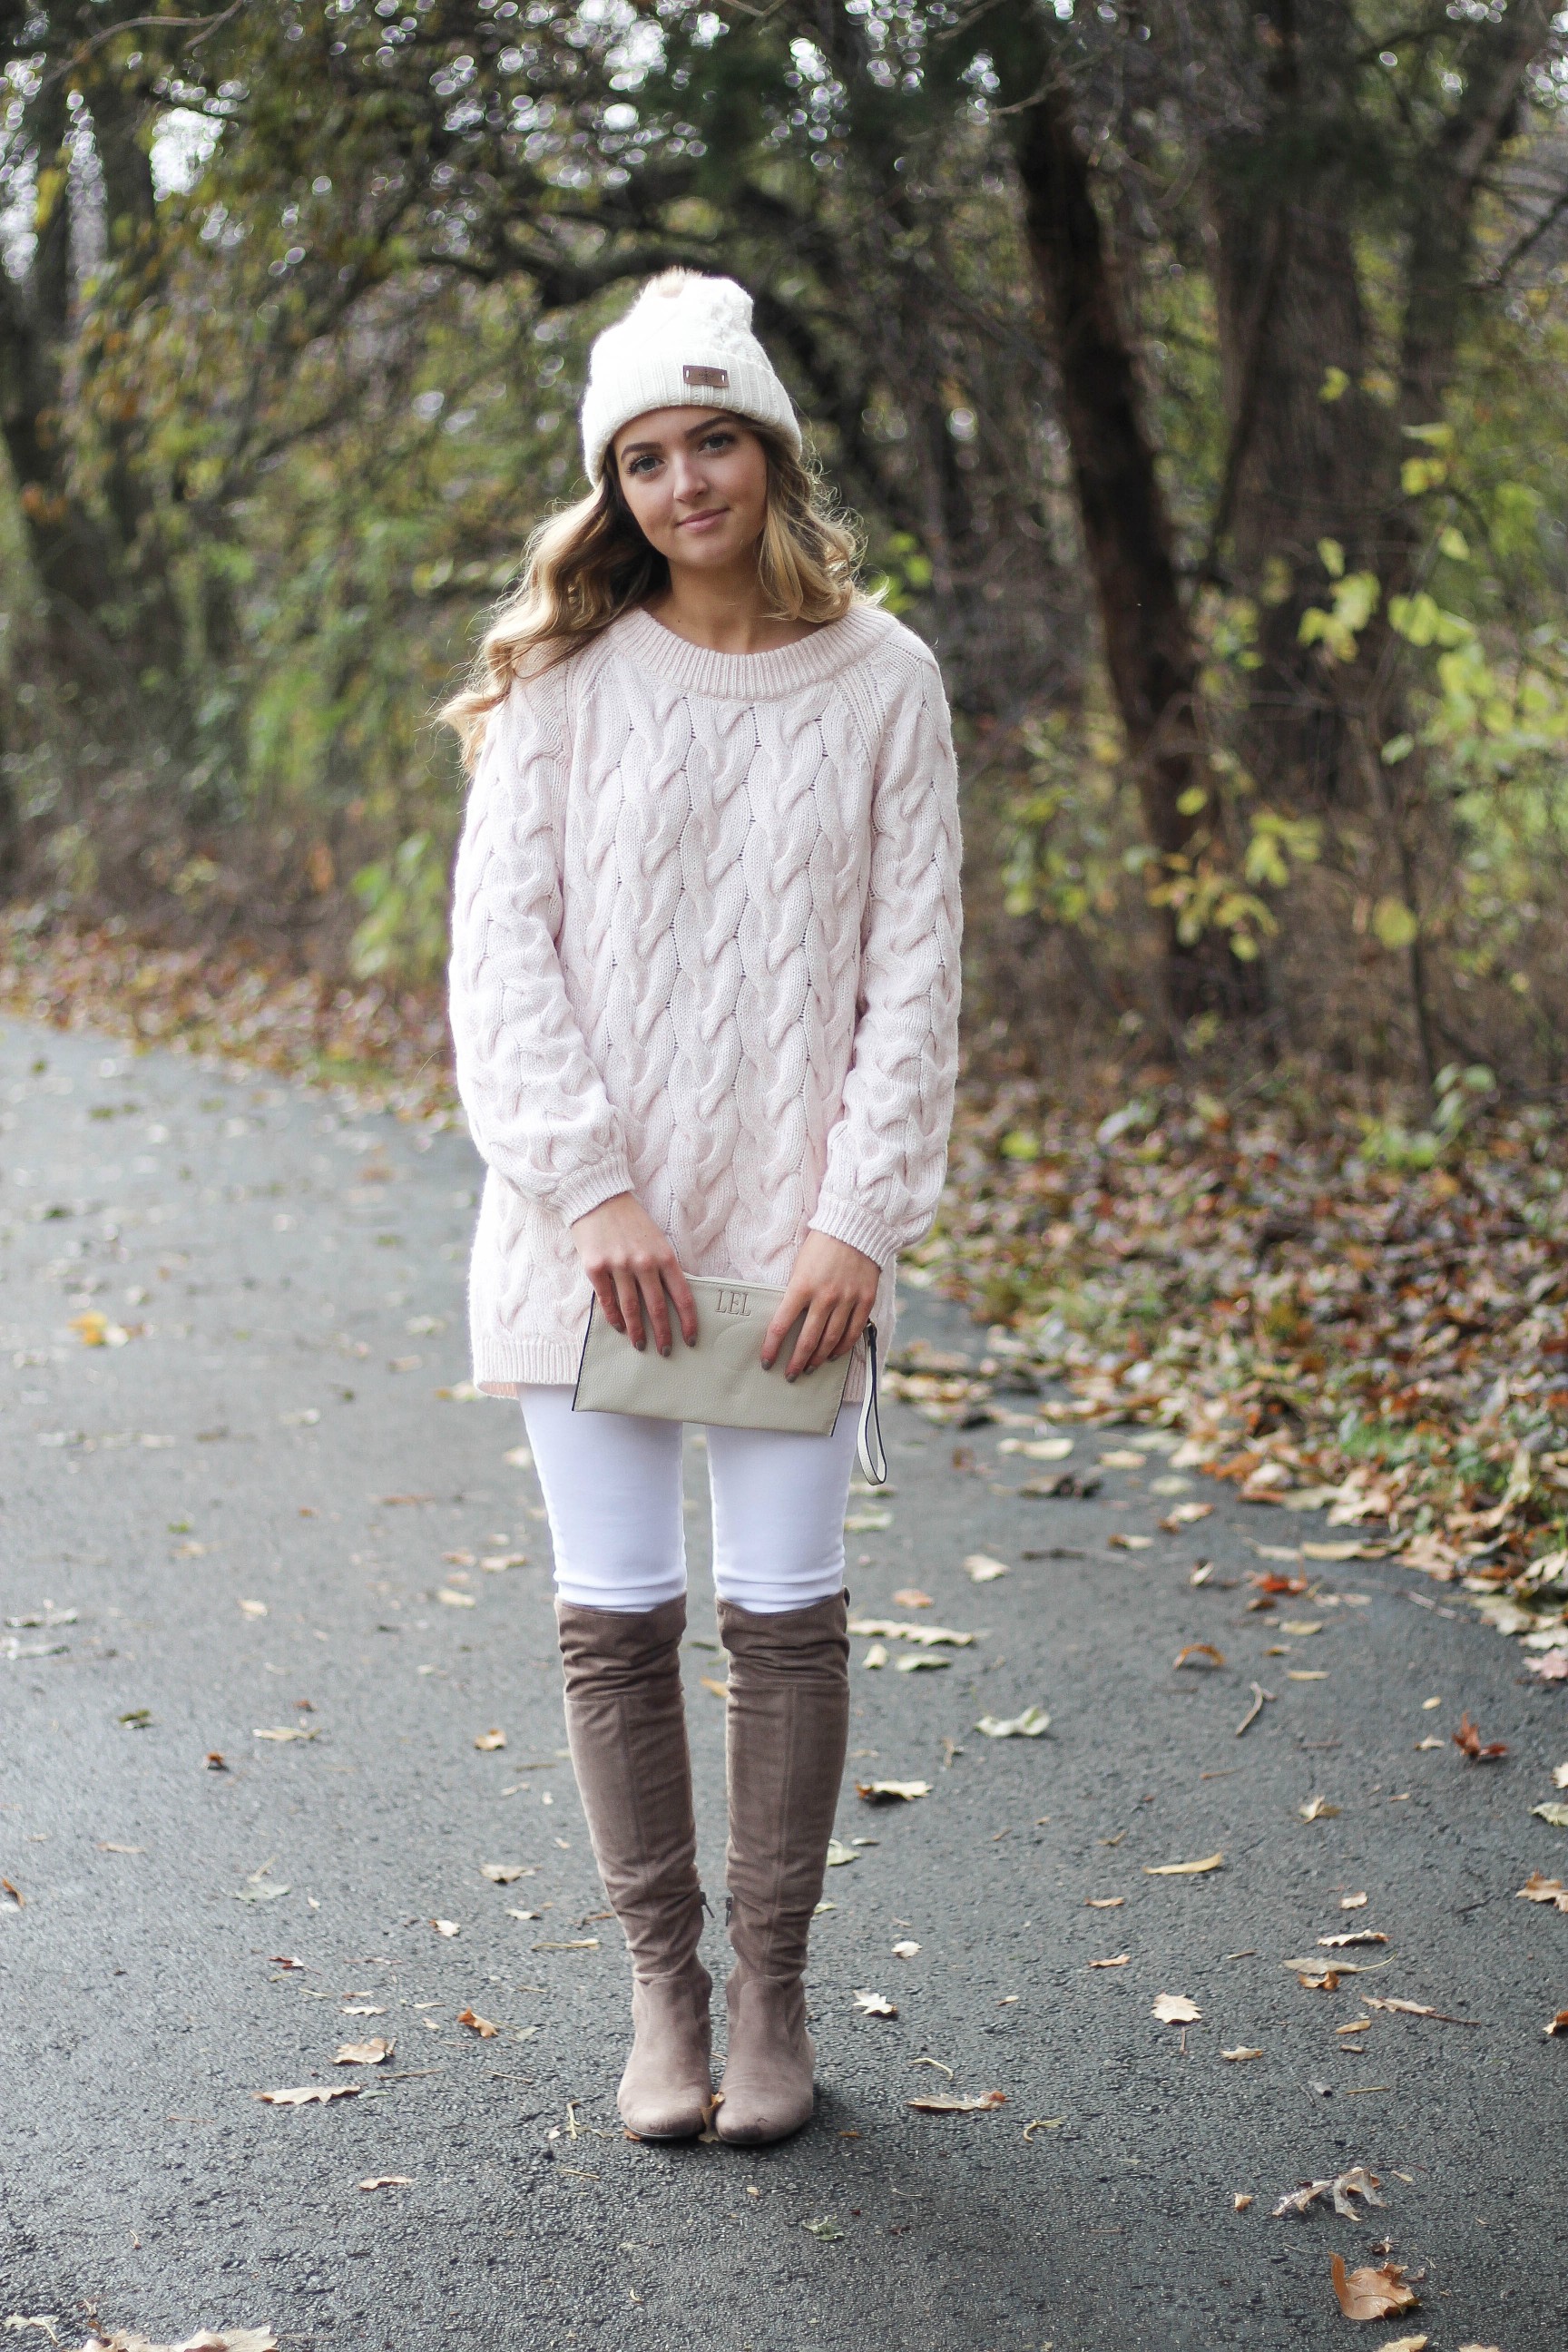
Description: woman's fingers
xmin=612 ymin=1265 xmax=647 ymax=1349
xmin=638 ymin=1263 xmax=674 ymax=1357
xmin=786 ymin=1294 xmax=842 ymax=1379
xmin=760 ymin=1283 xmax=810 ymax=1372
xmin=591 ymin=1269 xmax=626 ymax=1333
xmin=666 ymin=1260 xmax=700 ymax=1349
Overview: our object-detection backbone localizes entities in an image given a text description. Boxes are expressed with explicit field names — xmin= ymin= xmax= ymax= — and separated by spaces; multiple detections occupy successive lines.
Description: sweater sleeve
xmin=807 ymin=648 xmax=964 ymax=1267
xmin=447 ymin=667 xmax=634 ymax=1227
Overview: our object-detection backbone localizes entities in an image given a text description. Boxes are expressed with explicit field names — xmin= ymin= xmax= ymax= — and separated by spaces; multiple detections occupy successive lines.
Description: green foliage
xmin=349 ymin=831 xmax=453 ymax=984
xmin=1357 ymin=1062 xmax=1495 ymax=1171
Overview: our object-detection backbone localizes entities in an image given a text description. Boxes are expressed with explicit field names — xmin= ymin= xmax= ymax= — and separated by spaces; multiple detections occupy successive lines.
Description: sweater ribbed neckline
xmin=610 ymin=599 xmax=889 ymax=701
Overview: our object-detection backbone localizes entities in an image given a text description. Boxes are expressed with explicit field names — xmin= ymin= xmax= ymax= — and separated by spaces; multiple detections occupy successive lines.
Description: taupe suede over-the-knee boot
xmin=555 ymin=1595 xmax=713 ymax=2140
xmin=714 ymin=1589 xmax=850 ymax=2145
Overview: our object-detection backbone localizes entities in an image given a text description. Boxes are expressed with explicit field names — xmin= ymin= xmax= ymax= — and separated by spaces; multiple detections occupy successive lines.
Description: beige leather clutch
xmin=572 ymin=1273 xmax=887 ymax=1483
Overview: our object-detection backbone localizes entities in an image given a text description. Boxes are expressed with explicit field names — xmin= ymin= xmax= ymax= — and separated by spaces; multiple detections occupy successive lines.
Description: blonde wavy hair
xmin=439 ymin=417 xmax=872 ymax=765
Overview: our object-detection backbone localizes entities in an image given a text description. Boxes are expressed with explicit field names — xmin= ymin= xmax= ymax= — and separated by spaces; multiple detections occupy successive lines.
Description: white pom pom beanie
xmin=579 ymin=270 xmax=802 ymax=486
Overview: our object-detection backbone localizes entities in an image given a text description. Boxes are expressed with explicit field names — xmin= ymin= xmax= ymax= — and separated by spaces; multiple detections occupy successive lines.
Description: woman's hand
xmin=571 ymin=1192 xmax=698 ymax=1356
xmin=760 ymin=1230 xmax=880 ymax=1380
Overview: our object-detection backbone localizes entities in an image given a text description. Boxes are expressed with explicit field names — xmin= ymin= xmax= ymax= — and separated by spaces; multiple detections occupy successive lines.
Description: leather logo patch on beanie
xmin=683 ymin=363 xmax=730 ymax=388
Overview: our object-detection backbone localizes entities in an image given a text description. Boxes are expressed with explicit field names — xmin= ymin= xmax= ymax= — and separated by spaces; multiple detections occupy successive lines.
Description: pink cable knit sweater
xmin=447 ymin=598 xmax=963 ymax=1401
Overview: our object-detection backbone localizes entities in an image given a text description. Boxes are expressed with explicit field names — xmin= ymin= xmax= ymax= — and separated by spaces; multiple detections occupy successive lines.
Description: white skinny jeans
xmin=520 ymin=1385 xmax=860 ymax=1615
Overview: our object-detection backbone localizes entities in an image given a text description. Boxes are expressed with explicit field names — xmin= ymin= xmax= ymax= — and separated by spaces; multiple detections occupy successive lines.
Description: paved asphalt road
xmin=2 ymin=1013 xmax=1565 ymax=2352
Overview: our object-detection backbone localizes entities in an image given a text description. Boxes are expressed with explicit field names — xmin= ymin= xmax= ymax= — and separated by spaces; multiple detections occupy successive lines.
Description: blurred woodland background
xmin=5 ymin=0 xmax=1568 ymax=1104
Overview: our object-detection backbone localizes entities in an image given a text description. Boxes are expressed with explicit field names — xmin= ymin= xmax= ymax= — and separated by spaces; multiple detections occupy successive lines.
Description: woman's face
xmin=612 ymin=407 xmax=770 ymax=573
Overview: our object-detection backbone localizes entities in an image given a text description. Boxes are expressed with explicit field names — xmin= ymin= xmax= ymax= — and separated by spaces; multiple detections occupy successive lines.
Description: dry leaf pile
xmin=899 ymin=1075 xmax=1568 ymax=1665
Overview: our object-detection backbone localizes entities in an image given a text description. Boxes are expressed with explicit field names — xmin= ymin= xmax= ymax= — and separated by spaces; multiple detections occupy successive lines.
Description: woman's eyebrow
xmin=617 ymin=412 xmax=732 ymax=457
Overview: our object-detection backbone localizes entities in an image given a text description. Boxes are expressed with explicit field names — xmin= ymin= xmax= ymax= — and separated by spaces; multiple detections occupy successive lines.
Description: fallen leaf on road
xmin=1161 ymin=1502 xmax=1215 ymax=1532
xmin=97 ymin=1842 xmax=142 ymax=1855
xmin=1233 ymin=2191 xmax=1254 ymax=2210
xmin=1531 ymin=1801 xmax=1568 ymax=1828
xmin=1100 ymin=1449 xmax=1145 ymax=1470
xmin=82 ymin=2333 xmax=279 ymax=2351
xmin=254 ymin=2085 xmax=359 ymax=2106
xmin=231 ymin=1879 xmax=289 ymax=1905
xmin=358 ymin=2177 xmax=413 ymax=2190
xmin=998 ymin=1436 xmax=1074 ymax=1460
xmin=975 ymin=1706 xmax=1050 ymax=1739
xmin=891 ymin=1588 xmax=933 ymax=1609
xmin=456 ymin=2008 xmax=499 ymax=2037
xmin=853 ymin=1990 xmax=897 ymax=2016
xmin=437 ymin=1588 xmax=475 ymax=1609
xmin=480 ymin=1553 xmax=526 ymax=1572
xmin=1517 ymin=1870 xmax=1568 ymax=1911
xmin=861 ymin=1642 xmax=888 ymax=1668
xmin=1236 ymin=1682 xmax=1276 ymax=1736
xmin=333 ymin=2038 xmax=393 ymax=2065
xmin=906 ymin=2090 xmax=1006 ymax=2112
xmin=1340 ymin=1892 xmax=1368 ymax=1909
xmin=801 ymin=2216 xmax=844 ymax=2239
xmin=1173 ymin=1642 xmax=1225 ymax=1671
xmin=1107 ymin=1533 xmax=1153 ymax=1550
xmin=1318 ymin=1931 xmax=1387 ymax=1948
xmin=238 ymin=1600 xmax=268 ymax=1619
xmin=1526 ymin=1648 xmax=1568 ymax=1681
xmin=826 ymin=1840 xmax=858 ymax=1867
xmin=848 ymin=1619 xmax=975 ymax=1648
xmin=252 ymin=1726 xmax=317 ymax=1743
xmin=1274 ymin=2166 xmax=1385 ymax=2220
xmin=1415 ymin=1736 xmax=1445 ymax=1749
xmin=1299 ymin=1796 xmax=1340 ymax=1820
xmin=1085 ymin=1896 xmax=1124 ymax=1908
xmin=1545 ymin=2007 xmax=1568 ymax=2036
xmin=340 ymin=2005 xmax=385 ymax=2016
xmin=891 ymin=1940 xmax=921 ymax=1959
xmin=1377 ymin=2338 xmax=1427 ymax=2351
xmin=1453 ymin=1712 xmax=1507 ymax=1762
xmin=1555 ymin=1760 xmax=1568 ymax=1788
xmin=1365 ymin=1997 xmax=1480 ymax=2024
xmin=473 ymin=1729 xmax=506 ymax=1750
xmin=1144 ymin=1853 xmax=1224 ymax=1876
xmin=480 ymin=1864 xmax=528 ymax=1884
xmin=431 ymin=1918 xmax=460 ymax=1936
xmin=1279 ymin=1621 xmax=1323 ymax=1637
xmin=532 ymin=1938 xmax=598 ymax=1951
xmin=700 ymin=1674 xmax=730 ymax=1695
xmin=895 ymin=1653 xmax=949 ymax=1672
xmin=1221 ymin=2046 xmax=1263 ymax=2061
xmin=1152 ymin=1993 xmax=1200 ymax=2024
xmin=1329 ymin=2253 xmax=1417 ymax=2319
xmin=964 ymin=1553 xmax=1010 ymax=1583
xmin=1287 ymin=1669 xmax=1328 ymax=1681
xmin=1089 ymin=1954 xmax=1130 ymax=1969
xmin=856 ymin=1780 xmax=930 ymax=1804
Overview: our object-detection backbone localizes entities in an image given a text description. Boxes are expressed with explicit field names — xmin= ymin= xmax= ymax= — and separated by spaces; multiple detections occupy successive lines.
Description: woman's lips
xmin=677 ymin=509 xmax=726 ymax=530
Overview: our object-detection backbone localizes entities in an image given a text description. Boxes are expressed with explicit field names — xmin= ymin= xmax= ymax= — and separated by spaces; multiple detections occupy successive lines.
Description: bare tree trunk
xmin=1203 ymin=0 xmax=1393 ymax=801
xmin=985 ymin=5 xmax=1248 ymax=1020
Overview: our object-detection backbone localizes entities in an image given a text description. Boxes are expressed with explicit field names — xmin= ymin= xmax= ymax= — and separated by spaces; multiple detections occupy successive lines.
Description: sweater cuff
xmin=808 ymin=1191 xmax=905 ymax=1269
xmin=553 ymin=1151 xmax=635 ymax=1229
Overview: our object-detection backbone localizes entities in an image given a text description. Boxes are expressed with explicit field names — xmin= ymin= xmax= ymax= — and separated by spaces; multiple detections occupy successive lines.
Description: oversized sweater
xmin=447 ymin=597 xmax=963 ymax=1402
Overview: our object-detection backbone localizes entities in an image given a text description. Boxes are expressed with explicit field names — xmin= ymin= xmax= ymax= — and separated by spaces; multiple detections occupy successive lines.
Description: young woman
xmin=445 ymin=270 xmax=961 ymax=2144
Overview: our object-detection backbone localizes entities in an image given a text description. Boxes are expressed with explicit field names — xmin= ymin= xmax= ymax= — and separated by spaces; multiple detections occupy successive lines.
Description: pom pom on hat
xmin=579 ymin=269 xmax=801 ymax=485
